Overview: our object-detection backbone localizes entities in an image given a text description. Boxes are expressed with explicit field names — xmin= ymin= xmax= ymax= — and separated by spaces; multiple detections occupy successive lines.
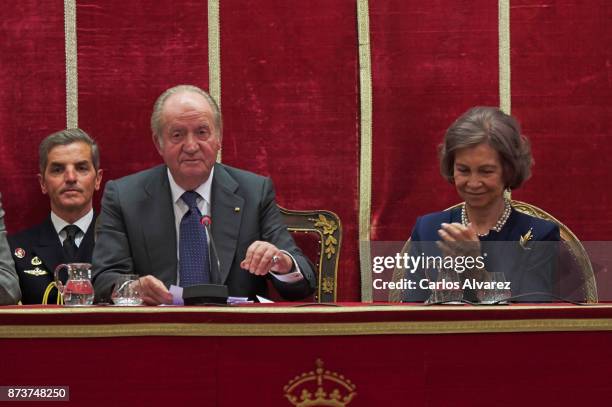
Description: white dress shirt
xmin=51 ymin=209 xmax=94 ymax=247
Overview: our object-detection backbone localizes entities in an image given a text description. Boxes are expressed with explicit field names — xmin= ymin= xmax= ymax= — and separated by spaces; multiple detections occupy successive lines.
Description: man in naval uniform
xmin=8 ymin=129 xmax=103 ymax=304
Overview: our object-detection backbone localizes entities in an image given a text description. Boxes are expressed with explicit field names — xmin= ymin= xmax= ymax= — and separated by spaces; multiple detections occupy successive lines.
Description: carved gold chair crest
xmin=279 ymin=207 xmax=342 ymax=302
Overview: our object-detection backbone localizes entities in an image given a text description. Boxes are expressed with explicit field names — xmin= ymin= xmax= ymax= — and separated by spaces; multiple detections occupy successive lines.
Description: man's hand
xmin=135 ymin=275 xmax=173 ymax=305
xmin=240 ymin=241 xmax=293 ymax=276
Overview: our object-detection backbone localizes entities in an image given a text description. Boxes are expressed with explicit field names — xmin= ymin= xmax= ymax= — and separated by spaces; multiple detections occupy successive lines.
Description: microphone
xmin=200 ymin=215 xmax=222 ymax=277
xmin=180 ymin=214 xmax=228 ymax=305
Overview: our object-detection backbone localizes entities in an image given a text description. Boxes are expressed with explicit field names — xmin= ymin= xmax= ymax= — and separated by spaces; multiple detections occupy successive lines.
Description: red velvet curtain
xmin=510 ymin=0 xmax=612 ymax=240
xmin=369 ymin=0 xmax=499 ymax=241
xmin=0 ymin=0 xmax=66 ymax=229
xmin=0 ymin=1 xmax=610 ymax=301
xmin=219 ymin=1 xmax=360 ymax=300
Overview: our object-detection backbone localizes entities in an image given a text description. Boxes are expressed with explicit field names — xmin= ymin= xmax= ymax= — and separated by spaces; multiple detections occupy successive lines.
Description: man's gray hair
xmin=150 ymin=84 xmax=222 ymax=143
xmin=39 ymin=128 xmax=100 ymax=174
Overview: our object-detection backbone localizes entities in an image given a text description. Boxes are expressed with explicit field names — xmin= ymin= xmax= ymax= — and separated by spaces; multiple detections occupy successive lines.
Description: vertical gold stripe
xmin=498 ymin=0 xmax=511 ymax=114
xmin=357 ymin=0 xmax=373 ymax=301
xmin=64 ymin=0 xmax=78 ymax=128
xmin=208 ymin=0 xmax=222 ymax=162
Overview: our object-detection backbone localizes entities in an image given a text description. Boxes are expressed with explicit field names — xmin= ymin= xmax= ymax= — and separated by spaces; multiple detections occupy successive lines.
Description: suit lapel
xmin=142 ymin=166 xmax=178 ymax=285
xmin=211 ymin=164 xmax=244 ymax=284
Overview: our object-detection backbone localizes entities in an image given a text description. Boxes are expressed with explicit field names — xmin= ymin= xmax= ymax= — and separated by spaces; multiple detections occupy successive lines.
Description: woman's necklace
xmin=461 ymin=198 xmax=511 ymax=237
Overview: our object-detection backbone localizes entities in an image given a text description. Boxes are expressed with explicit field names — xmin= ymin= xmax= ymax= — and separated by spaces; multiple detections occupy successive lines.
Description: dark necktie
xmin=62 ymin=225 xmax=80 ymax=262
xmin=179 ymin=191 xmax=210 ymax=286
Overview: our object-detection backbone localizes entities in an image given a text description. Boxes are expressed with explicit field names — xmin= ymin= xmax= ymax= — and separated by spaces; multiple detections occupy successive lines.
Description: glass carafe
xmin=54 ymin=263 xmax=95 ymax=306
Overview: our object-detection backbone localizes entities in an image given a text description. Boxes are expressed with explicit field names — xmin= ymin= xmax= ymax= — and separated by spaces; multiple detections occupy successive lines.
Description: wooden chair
xmin=279 ymin=207 xmax=342 ymax=302
xmin=509 ymin=200 xmax=597 ymax=303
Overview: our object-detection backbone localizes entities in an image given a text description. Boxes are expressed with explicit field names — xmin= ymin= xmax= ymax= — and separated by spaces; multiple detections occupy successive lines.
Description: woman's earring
xmin=503 ymin=188 xmax=512 ymax=200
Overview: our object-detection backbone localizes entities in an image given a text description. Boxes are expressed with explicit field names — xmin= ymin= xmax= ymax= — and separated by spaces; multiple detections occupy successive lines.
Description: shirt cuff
xmin=269 ymin=250 xmax=304 ymax=283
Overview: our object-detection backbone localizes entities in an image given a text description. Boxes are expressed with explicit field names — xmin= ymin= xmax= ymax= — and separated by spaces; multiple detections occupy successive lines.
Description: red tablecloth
xmin=1 ymin=303 xmax=611 ymax=406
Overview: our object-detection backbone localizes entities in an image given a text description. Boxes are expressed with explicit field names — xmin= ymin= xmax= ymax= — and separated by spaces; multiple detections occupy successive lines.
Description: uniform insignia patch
xmin=14 ymin=248 xmax=25 ymax=259
xmin=31 ymin=256 xmax=43 ymax=266
xmin=24 ymin=267 xmax=48 ymax=276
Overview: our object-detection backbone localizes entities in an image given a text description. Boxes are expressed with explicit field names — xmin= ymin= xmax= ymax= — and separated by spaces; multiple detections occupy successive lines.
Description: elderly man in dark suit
xmin=8 ymin=129 xmax=102 ymax=304
xmin=92 ymin=85 xmax=315 ymax=304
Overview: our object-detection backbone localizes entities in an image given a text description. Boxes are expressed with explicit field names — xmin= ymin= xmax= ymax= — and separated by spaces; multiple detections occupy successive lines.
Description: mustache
xmin=60 ymin=187 xmax=83 ymax=193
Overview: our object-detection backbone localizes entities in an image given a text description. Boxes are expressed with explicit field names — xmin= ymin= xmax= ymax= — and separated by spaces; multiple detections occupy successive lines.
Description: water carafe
xmin=54 ymin=263 xmax=95 ymax=306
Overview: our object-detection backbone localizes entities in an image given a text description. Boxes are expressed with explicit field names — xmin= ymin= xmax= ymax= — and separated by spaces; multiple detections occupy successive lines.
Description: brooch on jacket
xmin=519 ymin=228 xmax=534 ymax=250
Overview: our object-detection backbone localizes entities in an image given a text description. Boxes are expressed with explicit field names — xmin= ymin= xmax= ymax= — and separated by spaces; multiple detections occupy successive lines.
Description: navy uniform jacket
xmin=404 ymin=207 xmax=560 ymax=302
xmin=8 ymin=216 xmax=96 ymax=304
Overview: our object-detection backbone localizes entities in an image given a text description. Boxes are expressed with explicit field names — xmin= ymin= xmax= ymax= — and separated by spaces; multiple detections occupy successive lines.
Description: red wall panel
xmin=77 ymin=0 xmax=209 ymax=186
xmin=219 ymin=0 xmax=360 ymax=300
xmin=369 ymin=0 xmax=500 ymax=242
xmin=0 ymin=1 xmax=66 ymax=233
xmin=511 ymin=0 xmax=612 ymax=240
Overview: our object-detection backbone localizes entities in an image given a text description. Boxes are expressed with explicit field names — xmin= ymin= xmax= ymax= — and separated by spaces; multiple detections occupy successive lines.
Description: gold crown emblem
xmin=284 ymin=359 xmax=357 ymax=407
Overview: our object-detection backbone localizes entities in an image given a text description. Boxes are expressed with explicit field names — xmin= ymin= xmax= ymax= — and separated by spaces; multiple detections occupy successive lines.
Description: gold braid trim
xmin=357 ymin=0 xmax=373 ymax=302
xmin=2 ymin=318 xmax=612 ymax=338
xmin=64 ymin=0 xmax=78 ymax=127
xmin=3 ymin=304 xmax=612 ymax=315
xmin=208 ymin=0 xmax=222 ymax=162
xmin=498 ymin=0 xmax=511 ymax=113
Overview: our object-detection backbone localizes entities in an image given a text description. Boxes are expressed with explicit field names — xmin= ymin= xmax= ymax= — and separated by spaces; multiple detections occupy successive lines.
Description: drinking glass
xmin=427 ymin=268 xmax=463 ymax=304
xmin=479 ymin=272 xmax=512 ymax=304
xmin=111 ymin=274 xmax=143 ymax=306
